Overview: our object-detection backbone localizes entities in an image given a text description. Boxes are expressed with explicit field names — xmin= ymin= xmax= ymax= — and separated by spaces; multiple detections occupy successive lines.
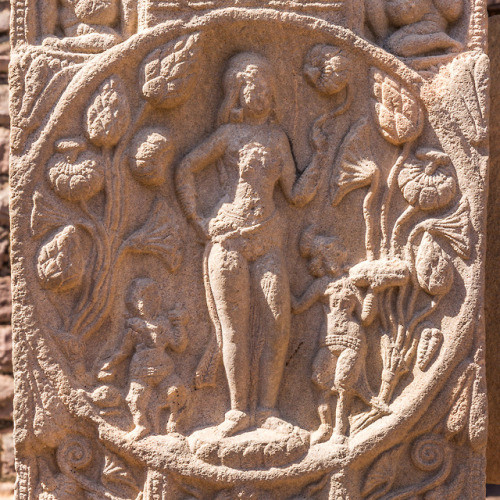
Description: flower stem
xmin=391 ymin=205 xmax=419 ymax=258
xmin=380 ymin=141 xmax=413 ymax=258
xmin=364 ymin=169 xmax=379 ymax=261
xmin=71 ymin=104 xmax=151 ymax=342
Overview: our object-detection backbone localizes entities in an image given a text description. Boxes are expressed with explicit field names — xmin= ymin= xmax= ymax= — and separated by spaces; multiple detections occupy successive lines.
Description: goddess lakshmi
xmin=175 ymin=52 xmax=327 ymax=437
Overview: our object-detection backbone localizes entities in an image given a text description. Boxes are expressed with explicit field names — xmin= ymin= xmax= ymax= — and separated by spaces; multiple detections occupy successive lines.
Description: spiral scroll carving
xmin=56 ymin=435 xmax=93 ymax=471
xmin=411 ymin=435 xmax=447 ymax=472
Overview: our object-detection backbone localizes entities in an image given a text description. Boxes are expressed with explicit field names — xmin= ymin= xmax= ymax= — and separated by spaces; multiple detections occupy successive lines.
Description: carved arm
xmin=280 ymin=133 xmax=325 ymax=208
xmin=97 ymin=328 xmax=137 ymax=381
xmin=292 ymin=277 xmax=329 ymax=315
xmin=175 ymin=126 xmax=229 ymax=226
xmin=165 ymin=307 xmax=189 ymax=353
xmin=42 ymin=32 xmax=122 ymax=54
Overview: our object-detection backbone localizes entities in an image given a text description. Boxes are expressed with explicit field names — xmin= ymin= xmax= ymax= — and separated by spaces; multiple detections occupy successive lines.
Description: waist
xmin=209 ymin=209 xmax=280 ymax=242
xmin=321 ymin=335 xmax=361 ymax=350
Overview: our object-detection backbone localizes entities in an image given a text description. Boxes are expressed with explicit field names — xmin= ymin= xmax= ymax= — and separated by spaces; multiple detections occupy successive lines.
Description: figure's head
xmin=300 ymin=227 xmax=347 ymax=278
xmin=126 ymin=278 xmax=160 ymax=319
xmin=218 ymin=53 xmax=277 ymax=125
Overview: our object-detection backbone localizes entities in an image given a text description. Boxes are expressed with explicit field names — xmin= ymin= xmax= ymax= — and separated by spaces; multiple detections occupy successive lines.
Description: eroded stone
xmin=9 ymin=0 xmax=488 ymax=498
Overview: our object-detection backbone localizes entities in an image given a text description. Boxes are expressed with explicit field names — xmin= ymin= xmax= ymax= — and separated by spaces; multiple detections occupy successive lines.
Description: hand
xmin=191 ymin=215 xmax=210 ymax=242
xmin=127 ymin=317 xmax=148 ymax=333
xmin=310 ymin=115 xmax=329 ymax=152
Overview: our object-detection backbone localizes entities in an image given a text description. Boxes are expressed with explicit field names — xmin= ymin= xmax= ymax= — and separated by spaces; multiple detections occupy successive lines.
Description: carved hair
xmin=217 ymin=52 xmax=279 ymax=126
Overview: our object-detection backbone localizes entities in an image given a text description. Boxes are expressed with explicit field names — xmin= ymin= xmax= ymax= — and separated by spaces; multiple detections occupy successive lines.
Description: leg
xmin=311 ymin=391 xmax=334 ymax=445
xmin=386 ymin=22 xmax=462 ymax=57
xmin=253 ymin=249 xmax=291 ymax=419
xmin=126 ymin=380 xmax=152 ymax=440
xmin=165 ymin=377 xmax=188 ymax=434
xmin=331 ymin=349 xmax=360 ymax=442
xmin=208 ymin=243 xmax=252 ymax=436
xmin=153 ymin=375 xmax=188 ymax=434
xmin=333 ymin=389 xmax=352 ymax=443
xmin=311 ymin=348 xmax=337 ymax=444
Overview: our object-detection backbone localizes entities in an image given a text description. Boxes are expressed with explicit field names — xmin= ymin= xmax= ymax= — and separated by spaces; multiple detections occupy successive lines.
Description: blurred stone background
xmin=0 ymin=1 xmax=13 ymax=497
xmin=0 ymin=2 xmax=496 ymax=499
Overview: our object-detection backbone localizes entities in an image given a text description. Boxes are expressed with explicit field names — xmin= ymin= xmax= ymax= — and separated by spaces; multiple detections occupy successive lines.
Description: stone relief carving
xmin=9 ymin=0 xmax=488 ymax=498
xmin=39 ymin=0 xmax=137 ymax=53
xmin=365 ymin=0 xmax=465 ymax=58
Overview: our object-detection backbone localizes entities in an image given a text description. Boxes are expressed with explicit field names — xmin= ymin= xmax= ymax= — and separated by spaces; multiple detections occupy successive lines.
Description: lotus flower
xmin=415 ymin=232 xmax=454 ymax=296
xmin=141 ymin=33 xmax=200 ymax=109
xmin=37 ymin=225 xmax=84 ymax=292
xmin=86 ymin=76 xmax=130 ymax=148
xmin=372 ymin=69 xmax=423 ymax=145
xmin=398 ymin=148 xmax=457 ymax=211
xmin=304 ymin=45 xmax=350 ymax=96
xmin=48 ymin=138 xmax=104 ymax=201
xmin=128 ymin=129 xmax=174 ymax=187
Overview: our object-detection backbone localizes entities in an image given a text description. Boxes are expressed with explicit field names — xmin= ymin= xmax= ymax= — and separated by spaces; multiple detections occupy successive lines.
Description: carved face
xmin=309 ymin=236 xmax=347 ymax=278
xmin=126 ymin=279 xmax=161 ymax=319
xmin=239 ymin=66 xmax=273 ymax=119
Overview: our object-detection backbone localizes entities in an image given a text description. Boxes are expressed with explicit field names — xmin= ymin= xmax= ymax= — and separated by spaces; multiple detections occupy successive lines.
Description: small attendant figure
xmin=385 ymin=0 xmax=464 ymax=57
xmin=98 ymin=278 xmax=189 ymax=439
xmin=292 ymin=229 xmax=374 ymax=444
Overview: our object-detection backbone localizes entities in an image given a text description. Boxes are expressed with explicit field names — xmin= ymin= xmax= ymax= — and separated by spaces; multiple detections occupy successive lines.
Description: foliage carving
xmin=141 ymin=33 xmax=201 ymax=109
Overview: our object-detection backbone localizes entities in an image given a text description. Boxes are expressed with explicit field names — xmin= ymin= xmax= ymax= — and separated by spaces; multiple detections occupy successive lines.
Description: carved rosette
xmin=9 ymin=1 xmax=487 ymax=499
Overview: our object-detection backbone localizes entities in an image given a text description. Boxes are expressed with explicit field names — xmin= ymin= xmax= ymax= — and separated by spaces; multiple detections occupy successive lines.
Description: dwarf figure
xmin=365 ymin=0 xmax=463 ymax=57
xmin=292 ymin=229 xmax=377 ymax=445
xmin=98 ymin=278 xmax=189 ymax=439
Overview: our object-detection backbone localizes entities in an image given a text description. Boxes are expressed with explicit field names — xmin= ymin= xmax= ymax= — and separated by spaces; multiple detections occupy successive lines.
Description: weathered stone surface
xmin=487 ymin=13 xmax=500 ymax=486
xmin=0 ymin=376 xmax=13 ymax=421
xmin=9 ymin=1 xmax=488 ymax=498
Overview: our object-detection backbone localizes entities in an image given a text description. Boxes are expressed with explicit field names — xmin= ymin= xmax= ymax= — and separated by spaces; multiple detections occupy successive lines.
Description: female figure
xmin=176 ymin=53 xmax=326 ymax=437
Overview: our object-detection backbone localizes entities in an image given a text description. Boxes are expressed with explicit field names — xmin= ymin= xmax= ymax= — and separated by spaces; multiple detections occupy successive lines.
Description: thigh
xmin=208 ymin=242 xmax=250 ymax=339
xmin=312 ymin=347 xmax=337 ymax=391
xmin=252 ymin=248 xmax=290 ymax=325
xmin=335 ymin=348 xmax=361 ymax=388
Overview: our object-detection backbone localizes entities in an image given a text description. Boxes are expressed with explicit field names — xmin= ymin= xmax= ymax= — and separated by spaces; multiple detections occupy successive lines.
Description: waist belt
xmin=321 ymin=335 xmax=361 ymax=350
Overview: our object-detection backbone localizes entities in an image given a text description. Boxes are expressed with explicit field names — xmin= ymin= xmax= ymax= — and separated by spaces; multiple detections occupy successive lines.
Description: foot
xmin=311 ymin=424 xmax=333 ymax=445
xmin=166 ymin=421 xmax=177 ymax=434
xmin=330 ymin=433 xmax=348 ymax=445
xmin=370 ymin=397 xmax=390 ymax=415
xmin=217 ymin=410 xmax=251 ymax=438
xmin=256 ymin=408 xmax=293 ymax=435
xmin=126 ymin=425 xmax=149 ymax=441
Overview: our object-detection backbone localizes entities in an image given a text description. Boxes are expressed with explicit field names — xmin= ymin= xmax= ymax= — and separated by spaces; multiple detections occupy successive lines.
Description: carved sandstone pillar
xmin=9 ymin=0 xmax=488 ymax=498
